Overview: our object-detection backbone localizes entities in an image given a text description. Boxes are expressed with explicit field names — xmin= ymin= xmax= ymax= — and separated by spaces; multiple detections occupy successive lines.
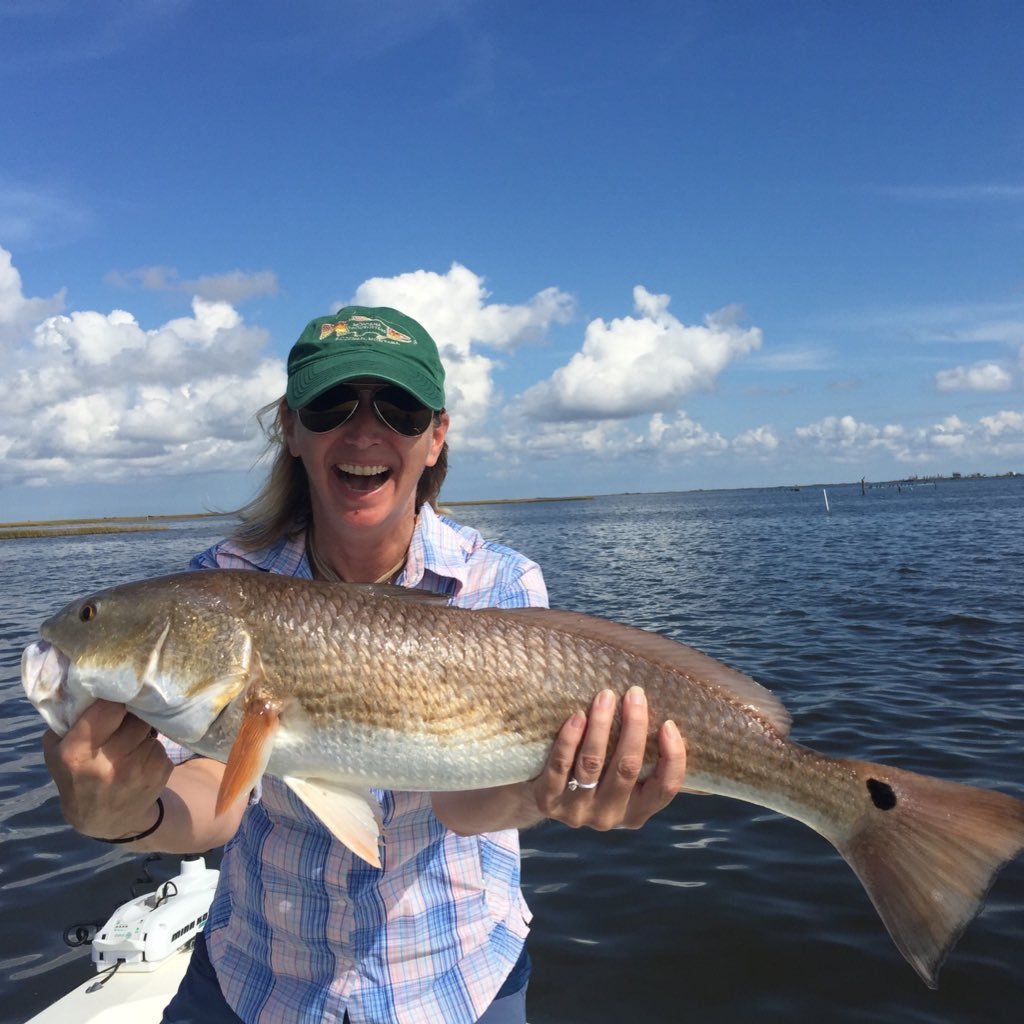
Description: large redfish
xmin=20 ymin=570 xmax=1024 ymax=988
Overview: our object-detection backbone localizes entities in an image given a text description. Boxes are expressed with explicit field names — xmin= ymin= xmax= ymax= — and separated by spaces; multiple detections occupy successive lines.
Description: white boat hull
xmin=25 ymin=947 xmax=190 ymax=1024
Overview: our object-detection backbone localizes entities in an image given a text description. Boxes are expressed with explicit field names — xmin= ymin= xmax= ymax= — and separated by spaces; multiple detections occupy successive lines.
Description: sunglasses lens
xmin=297 ymin=384 xmax=433 ymax=436
xmin=373 ymin=387 xmax=433 ymax=436
xmin=297 ymin=385 xmax=360 ymax=433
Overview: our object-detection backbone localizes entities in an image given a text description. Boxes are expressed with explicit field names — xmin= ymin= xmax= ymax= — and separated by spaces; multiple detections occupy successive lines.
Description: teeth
xmin=337 ymin=464 xmax=389 ymax=477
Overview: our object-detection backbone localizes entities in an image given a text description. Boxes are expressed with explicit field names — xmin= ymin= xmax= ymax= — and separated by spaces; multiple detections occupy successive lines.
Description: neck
xmin=307 ymin=517 xmax=416 ymax=584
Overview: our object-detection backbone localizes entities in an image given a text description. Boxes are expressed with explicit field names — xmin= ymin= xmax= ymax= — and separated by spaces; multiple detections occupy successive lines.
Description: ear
xmin=425 ymin=411 xmax=449 ymax=467
xmin=281 ymin=401 xmax=301 ymax=457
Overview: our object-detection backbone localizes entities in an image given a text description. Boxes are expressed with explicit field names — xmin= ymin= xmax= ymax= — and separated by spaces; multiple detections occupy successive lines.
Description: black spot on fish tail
xmin=867 ymin=777 xmax=898 ymax=810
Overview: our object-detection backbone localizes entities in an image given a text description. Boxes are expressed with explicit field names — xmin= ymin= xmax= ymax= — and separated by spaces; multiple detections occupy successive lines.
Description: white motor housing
xmin=91 ymin=857 xmax=220 ymax=973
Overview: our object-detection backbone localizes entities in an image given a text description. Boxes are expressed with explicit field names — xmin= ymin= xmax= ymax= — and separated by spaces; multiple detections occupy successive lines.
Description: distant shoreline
xmin=0 ymin=525 xmax=174 ymax=539
xmin=0 ymin=511 xmax=228 ymax=529
xmin=2 ymin=474 xmax=1018 ymax=539
xmin=0 ymin=499 xmax=591 ymax=539
xmin=445 ymin=495 xmax=593 ymax=507
xmin=0 ymin=511 xmax=227 ymax=540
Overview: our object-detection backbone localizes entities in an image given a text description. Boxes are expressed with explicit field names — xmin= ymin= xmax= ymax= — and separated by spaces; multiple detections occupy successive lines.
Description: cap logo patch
xmin=319 ymin=315 xmax=413 ymax=344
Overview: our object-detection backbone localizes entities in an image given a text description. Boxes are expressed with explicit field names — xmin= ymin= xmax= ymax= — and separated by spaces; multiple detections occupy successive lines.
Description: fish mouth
xmin=21 ymin=640 xmax=75 ymax=735
xmin=334 ymin=463 xmax=391 ymax=493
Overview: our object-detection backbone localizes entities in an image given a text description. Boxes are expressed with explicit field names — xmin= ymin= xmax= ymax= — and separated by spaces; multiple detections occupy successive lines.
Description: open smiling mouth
xmin=335 ymin=463 xmax=392 ymax=492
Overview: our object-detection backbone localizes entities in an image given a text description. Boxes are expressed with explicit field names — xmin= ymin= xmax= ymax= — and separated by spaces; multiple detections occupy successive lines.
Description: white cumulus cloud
xmin=518 ymin=286 xmax=762 ymax=422
xmin=979 ymin=410 xmax=1024 ymax=436
xmin=733 ymin=425 xmax=779 ymax=453
xmin=0 ymin=245 xmax=65 ymax=349
xmin=0 ymin=246 xmax=284 ymax=489
xmin=510 ymin=410 xmax=742 ymax=467
xmin=793 ymin=411 xmax=1024 ymax=467
xmin=935 ymin=362 xmax=1013 ymax=392
xmin=650 ymin=411 xmax=730 ymax=455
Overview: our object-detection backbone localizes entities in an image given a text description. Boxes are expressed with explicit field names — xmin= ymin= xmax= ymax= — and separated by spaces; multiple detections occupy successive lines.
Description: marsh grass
xmin=0 ymin=525 xmax=170 ymax=540
xmin=0 ymin=511 xmax=226 ymax=540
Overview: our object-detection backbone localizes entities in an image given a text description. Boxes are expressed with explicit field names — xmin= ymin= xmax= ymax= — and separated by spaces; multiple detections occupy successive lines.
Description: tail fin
xmin=833 ymin=760 xmax=1024 ymax=988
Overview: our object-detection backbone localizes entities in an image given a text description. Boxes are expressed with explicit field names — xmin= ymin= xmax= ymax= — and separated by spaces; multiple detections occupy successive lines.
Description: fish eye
xmin=79 ymin=603 xmax=97 ymax=622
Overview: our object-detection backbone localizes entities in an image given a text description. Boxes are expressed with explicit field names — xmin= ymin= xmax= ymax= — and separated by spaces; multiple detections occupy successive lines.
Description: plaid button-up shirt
xmin=176 ymin=505 xmax=547 ymax=1024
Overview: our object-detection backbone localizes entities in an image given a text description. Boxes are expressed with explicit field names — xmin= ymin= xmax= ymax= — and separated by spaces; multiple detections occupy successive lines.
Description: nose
xmin=338 ymin=391 xmax=384 ymax=442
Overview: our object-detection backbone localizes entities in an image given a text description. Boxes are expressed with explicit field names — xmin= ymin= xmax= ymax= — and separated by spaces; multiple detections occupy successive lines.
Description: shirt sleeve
xmin=189 ymin=544 xmax=257 ymax=570
xmin=491 ymin=560 xmax=549 ymax=610
xmin=189 ymin=547 xmax=218 ymax=569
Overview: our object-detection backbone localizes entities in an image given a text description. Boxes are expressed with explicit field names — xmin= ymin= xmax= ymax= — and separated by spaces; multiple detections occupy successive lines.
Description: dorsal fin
xmin=346 ymin=583 xmax=451 ymax=605
xmin=480 ymin=606 xmax=791 ymax=736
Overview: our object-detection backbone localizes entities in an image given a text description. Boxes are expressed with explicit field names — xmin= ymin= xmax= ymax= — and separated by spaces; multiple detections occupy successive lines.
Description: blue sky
xmin=1 ymin=0 xmax=1022 ymax=520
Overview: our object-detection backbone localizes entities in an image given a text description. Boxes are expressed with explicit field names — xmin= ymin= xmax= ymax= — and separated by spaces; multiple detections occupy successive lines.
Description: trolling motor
xmin=90 ymin=856 xmax=219 ymax=973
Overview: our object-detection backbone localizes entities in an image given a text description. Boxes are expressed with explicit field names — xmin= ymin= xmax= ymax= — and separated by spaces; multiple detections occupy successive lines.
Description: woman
xmin=43 ymin=306 xmax=687 ymax=1024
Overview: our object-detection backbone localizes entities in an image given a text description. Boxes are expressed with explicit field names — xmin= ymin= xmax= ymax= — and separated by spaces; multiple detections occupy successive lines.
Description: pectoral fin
xmin=216 ymin=697 xmax=281 ymax=816
xmin=284 ymin=776 xmax=385 ymax=869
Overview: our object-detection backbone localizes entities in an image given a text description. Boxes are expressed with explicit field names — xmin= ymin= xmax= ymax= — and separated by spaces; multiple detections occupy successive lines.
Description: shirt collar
xmin=226 ymin=506 xmax=466 ymax=592
xmin=403 ymin=503 xmax=471 ymax=596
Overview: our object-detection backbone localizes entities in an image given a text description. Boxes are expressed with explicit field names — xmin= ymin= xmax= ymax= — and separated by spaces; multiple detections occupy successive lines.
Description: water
xmin=2 ymin=479 xmax=1022 ymax=1023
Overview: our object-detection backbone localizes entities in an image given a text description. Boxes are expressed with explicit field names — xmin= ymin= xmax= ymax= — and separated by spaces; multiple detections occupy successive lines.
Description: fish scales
xmin=234 ymin=576 xmax=784 ymax=798
xmin=212 ymin=578 xmax=975 ymax=839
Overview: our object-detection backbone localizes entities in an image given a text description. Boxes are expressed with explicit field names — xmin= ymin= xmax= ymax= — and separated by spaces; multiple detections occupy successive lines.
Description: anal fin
xmin=284 ymin=776 xmax=385 ymax=869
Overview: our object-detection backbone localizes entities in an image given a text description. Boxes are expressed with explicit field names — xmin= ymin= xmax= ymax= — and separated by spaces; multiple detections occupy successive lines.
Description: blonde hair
xmin=232 ymin=397 xmax=448 ymax=550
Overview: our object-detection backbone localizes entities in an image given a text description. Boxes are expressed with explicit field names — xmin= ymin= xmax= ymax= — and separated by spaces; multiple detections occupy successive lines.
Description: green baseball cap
xmin=286 ymin=306 xmax=446 ymax=411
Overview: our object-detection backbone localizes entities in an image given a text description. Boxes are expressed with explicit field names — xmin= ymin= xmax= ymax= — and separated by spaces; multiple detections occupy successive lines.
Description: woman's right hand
xmin=42 ymin=699 xmax=173 ymax=841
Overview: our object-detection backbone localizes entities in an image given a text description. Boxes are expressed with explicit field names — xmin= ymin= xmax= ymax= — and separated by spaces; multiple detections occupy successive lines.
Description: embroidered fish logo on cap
xmin=319 ymin=321 xmax=349 ymax=340
xmin=318 ymin=315 xmax=412 ymax=344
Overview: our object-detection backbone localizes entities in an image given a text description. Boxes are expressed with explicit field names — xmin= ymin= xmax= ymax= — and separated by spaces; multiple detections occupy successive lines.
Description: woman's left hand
xmin=531 ymin=687 xmax=687 ymax=830
xmin=431 ymin=687 xmax=686 ymax=836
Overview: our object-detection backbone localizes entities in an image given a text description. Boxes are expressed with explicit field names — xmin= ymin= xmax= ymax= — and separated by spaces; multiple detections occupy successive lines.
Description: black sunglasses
xmin=297 ymin=383 xmax=434 ymax=437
